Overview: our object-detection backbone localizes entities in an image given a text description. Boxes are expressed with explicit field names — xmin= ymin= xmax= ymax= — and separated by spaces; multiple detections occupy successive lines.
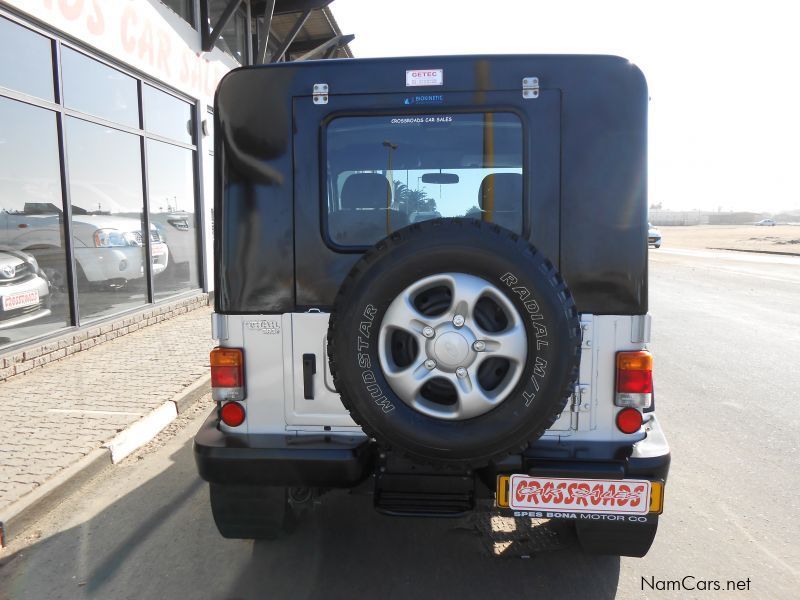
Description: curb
xmin=0 ymin=374 xmax=211 ymax=548
xmin=708 ymin=247 xmax=800 ymax=258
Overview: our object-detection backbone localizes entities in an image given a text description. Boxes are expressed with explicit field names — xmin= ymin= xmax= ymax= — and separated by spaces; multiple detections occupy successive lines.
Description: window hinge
xmin=313 ymin=83 xmax=329 ymax=105
xmin=580 ymin=320 xmax=593 ymax=349
xmin=571 ymin=384 xmax=590 ymax=413
xmin=522 ymin=77 xmax=539 ymax=99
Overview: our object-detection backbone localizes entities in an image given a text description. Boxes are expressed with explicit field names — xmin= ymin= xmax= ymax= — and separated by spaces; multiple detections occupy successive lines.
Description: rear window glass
xmin=325 ymin=112 xmax=523 ymax=246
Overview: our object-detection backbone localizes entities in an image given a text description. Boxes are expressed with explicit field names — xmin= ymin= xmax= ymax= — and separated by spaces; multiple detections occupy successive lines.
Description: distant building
xmin=649 ymin=210 xmax=776 ymax=226
xmin=648 ymin=211 xmax=708 ymax=226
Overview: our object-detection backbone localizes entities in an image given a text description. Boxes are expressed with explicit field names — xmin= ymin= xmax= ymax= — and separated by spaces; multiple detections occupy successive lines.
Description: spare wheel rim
xmin=377 ymin=272 xmax=528 ymax=420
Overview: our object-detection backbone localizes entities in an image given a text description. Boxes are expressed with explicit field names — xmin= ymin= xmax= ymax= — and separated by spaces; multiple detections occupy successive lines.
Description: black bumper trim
xmin=483 ymin=416 xmax=671 ymax=486
xmin=193 ymin=412 xmax=374 ymax=487
xmin=194 ymin=412 xmax=670 ymax=490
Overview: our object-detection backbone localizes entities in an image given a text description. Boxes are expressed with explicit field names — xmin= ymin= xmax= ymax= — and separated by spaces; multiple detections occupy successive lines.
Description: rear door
xmin=291 ymin=87 xmax=561 ymax=308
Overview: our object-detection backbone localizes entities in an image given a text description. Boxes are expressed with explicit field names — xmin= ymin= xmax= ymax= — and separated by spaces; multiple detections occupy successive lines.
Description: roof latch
xmin=522 ymin=77 xmax=539 ymax=99
xmin=313 ymin=83 xmax=329 ymax=105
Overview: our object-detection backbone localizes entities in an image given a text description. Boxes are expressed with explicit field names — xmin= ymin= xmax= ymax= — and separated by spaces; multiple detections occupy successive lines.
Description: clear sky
xmin=333 ymin=0 xmax=800 ymax=213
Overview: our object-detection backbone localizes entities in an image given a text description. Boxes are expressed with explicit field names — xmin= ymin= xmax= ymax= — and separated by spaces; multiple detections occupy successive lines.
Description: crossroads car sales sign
xmin=509 ymin=475 xmax=651 ymax=515
xmin=406 ymin=69 xmax=444 ymax=87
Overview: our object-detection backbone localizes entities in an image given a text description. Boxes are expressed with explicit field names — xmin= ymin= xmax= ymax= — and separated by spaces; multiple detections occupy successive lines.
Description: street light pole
xmin=382 ymin=140 xmax=398 ymax=234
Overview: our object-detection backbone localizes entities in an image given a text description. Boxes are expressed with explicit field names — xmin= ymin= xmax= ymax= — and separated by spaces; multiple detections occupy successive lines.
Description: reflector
xmin=616 ymin=407 xmax=643 ymax=434
xmin=220 ymin=401 xmax=246 ymax=427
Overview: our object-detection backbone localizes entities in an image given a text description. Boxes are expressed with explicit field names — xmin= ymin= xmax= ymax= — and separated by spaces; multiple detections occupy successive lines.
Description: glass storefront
xmin=0 ymin=15 xmax=54 ymax=101
xmin=147 ymin=139 xmax=201 ymax=300
xmin=0 ymin=97 xmax=71 ymax=347
xmin=61 ymin=47 xmax=140 ymax=128
xmin=66 ymin=117 xmax=149 ymax=320
xmin=0 ymin=15 xmax=203 ymax=350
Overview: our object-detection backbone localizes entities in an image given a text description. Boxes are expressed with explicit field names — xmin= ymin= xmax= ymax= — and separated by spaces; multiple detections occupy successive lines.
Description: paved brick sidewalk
xmin=0 ymin=306 xmax=213 ymax=509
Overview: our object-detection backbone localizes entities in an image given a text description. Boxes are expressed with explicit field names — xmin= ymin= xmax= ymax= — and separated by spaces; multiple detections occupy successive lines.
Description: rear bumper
xmin=194 ymin=410 xmax=670 ymax=491
xmin=489 ymin=414 xmax=670 ymax=483
xmin=193 ymin=411 xmax=373 ymax=487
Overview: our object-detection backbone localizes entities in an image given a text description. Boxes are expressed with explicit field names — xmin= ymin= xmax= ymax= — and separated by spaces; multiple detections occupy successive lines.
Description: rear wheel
xmin=209 ymin=484 xmax=296 ymax=539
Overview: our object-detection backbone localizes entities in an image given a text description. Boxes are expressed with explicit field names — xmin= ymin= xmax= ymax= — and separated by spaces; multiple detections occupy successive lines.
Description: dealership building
xmin=0 ymin=0 xmax=352 ymax=375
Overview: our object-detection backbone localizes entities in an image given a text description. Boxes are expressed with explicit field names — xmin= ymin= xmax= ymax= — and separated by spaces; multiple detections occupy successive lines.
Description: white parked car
xmin=648 ymin=223 xmax=662 ymax=248
xmin=150 ymin=211 xmax=196 ymax=283
xmin=755 ymin=218 xmax=776 ymax=226
xmin=1 ymin=203 xmax=167 ymax=290
xmin=72 ymin=212 xmax=168 ymax=287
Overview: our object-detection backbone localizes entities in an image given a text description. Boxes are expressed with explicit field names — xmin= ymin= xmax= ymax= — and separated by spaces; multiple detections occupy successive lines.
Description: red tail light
xmin=211 ymin=347 xmax=245 ymax=401
xmin=616 ymin=407 xmax=643 ymax=434
xmin=616 ymin=351 xmax=653 ymax=408
xmin=220 ymin=401 xmax=246 ymax=427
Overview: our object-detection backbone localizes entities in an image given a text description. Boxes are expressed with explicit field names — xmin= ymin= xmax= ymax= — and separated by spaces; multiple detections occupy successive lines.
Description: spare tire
xmin=327 ymin=219 xmax=580 ymax=466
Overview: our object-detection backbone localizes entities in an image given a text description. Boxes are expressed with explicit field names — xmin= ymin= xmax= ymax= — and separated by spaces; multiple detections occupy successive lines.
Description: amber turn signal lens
xmin=617 ymin=351 xmax=653 ymax=372
xmin=210 ymin=348 xmax=243 ymax=367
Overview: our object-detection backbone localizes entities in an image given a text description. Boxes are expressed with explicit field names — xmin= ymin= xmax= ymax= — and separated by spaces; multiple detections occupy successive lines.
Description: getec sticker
xmin=406 ymin=69 xmax=443 ymax=87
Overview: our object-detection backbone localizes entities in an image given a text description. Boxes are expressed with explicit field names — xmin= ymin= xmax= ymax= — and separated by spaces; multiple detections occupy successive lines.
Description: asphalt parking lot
xmin=1 ymin=248 xmax=798 ymax=599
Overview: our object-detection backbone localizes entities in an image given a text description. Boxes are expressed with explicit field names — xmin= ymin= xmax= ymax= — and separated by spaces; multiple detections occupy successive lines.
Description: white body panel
xmin=214 ymin=312 xmax=652 ymax=441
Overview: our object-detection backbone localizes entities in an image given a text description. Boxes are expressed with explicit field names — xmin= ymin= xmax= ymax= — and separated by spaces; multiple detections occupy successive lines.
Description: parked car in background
xmin=0 ymin=248 xmax=51 ymax=330
xmin=73 ymin=212 xmax=168 ymax=288
xmin=150 ymin=211 xmax=196 ymax=284
xmin=648 ymin=223 xmax=662 ymax=248
xmin=755 ymin=218 xmax=776 ymax=226
xmin=0 ymin=203 xmax=167 ymax=290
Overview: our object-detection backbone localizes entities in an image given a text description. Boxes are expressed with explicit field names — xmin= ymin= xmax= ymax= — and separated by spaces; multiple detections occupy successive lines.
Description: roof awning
xmin=201 ymin=0 xmax=354 ymax=64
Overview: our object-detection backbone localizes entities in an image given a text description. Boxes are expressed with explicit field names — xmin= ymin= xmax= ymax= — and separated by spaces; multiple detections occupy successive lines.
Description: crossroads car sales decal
xmin=509 ymin=475 xmax=651 ymax=515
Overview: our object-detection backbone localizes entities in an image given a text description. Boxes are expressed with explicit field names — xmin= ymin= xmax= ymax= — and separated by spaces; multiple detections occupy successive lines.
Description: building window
xmin=147 ymin=140 xmax=200 ymax=300
xmin=0 ymin=16 xmax=54 ymax=101
xmin=0 ymin=97 xmax=71 ymax=346
xmin=61 ymin=47 xmax=140 ymax=128
xmin=161 ymin=0 xmax=195 ymax=28
xmin=144 ymin=84 xmax=194 ymax=145
xmin=143 ymin=85 xmax=200 ymax=300
xmin=0 ymin=13 xmax=204 ymax=351
xmin=65 ymin=118 xmax=149 ymax=321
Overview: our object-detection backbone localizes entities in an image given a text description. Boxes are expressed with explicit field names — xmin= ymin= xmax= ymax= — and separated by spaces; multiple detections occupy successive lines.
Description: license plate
xmin=1 ymin=289 xmax=39 ymax=311
xmin=504 ymin=475 xmax=652 ymax=515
